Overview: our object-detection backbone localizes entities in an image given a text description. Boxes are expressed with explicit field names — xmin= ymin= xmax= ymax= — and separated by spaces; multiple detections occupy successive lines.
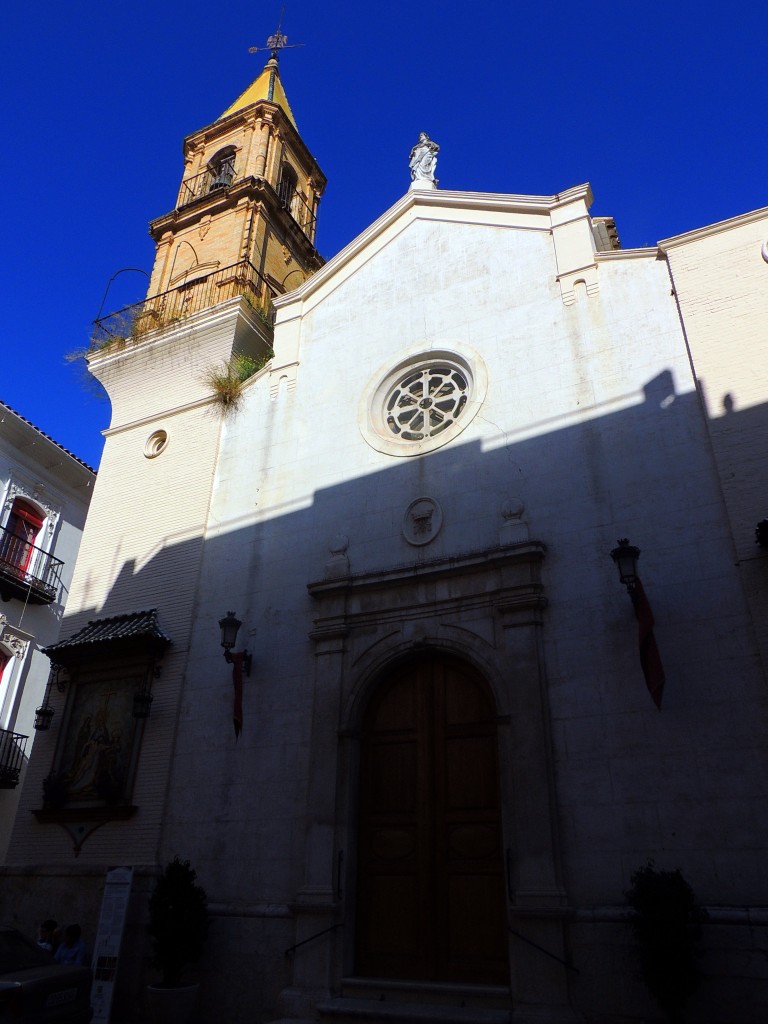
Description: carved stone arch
xmin=2 ymin=476 xmax=61 ymax=546
xmin=294 ymin=542 xmax=576 ymax=1017
xmin=206 ymin=145 xmax=237 ymax=191
xmin=342 ymin=631 xmax=510 ymax=739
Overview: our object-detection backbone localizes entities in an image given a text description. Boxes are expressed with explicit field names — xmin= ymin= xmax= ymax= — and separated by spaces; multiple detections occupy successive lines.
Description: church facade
xmin=2 ymin=50 xmax=767 ymax=1024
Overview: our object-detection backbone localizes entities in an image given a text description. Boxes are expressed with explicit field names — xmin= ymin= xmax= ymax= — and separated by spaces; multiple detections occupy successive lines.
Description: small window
xmin=208 ymin=148 xmax=236 ymax=193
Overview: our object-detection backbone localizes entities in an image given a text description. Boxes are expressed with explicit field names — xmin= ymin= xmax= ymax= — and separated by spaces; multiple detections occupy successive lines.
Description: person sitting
xmin=36 ymin=919 xmax=58 ymax=953
xmin=54 ymin=924 xmax=86 ymax=966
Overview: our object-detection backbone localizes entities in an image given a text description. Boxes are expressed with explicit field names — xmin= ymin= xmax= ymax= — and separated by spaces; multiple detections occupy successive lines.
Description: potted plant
xmin=626 ymin=861 xmax=706 ymax=1023
xmin=147 ymin=856 xmax=209 ymax=1024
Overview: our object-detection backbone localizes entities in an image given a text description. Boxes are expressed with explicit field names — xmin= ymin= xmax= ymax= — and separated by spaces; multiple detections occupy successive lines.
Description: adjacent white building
xmin=2 ymin=53 xmax=767 ymax=1024
xmin=0 ymin=400 xmax=94 ymax=859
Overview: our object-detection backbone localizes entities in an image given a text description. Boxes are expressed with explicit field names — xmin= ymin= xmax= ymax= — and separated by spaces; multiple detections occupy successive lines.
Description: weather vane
xmin=248 ymin=9 xmax=304 ymax=60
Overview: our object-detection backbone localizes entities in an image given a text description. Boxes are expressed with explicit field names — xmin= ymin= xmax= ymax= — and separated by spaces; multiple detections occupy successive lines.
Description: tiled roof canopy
xmin=43 ymin=609 xmax=171 ymax=665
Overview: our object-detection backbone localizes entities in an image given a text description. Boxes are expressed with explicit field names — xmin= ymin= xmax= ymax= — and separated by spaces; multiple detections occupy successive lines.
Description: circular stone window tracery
xmin=385 ymin=364 xmax=469 ymax=441
xmin=361 ymin=348 xmax=487 ymax=457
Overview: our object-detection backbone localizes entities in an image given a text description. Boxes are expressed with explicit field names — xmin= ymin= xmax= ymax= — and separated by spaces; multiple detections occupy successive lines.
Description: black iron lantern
xmin=34 ymin=705 xmax=55 ymax=731
xmin=219 ymin=611 xmax=242 ymax=651
xmin=756 ymin=520 xmax=768 ymax=548
xmin=611 ymin=538 xmax=641 ymax=589
xmin=34 ymin=664 xmax=68 ymax=731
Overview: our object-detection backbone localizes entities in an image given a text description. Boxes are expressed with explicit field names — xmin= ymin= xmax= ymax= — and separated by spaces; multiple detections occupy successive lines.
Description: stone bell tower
xmin=143 ymin=36 xmax=326 ymax=319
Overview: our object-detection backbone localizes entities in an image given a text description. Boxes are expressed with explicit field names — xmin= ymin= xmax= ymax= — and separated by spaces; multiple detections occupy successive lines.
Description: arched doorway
xmin=355 ymin=653 xmax=508 ymax=984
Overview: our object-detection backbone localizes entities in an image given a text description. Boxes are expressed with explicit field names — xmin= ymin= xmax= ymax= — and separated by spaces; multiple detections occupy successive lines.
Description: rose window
xmin=361 ymin=348 xmax=487 ymax=457
xmin=385 ymin=365 xmax=469 ymax=441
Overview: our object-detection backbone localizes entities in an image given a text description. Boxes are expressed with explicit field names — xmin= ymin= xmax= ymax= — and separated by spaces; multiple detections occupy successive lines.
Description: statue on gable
xmin=409 ymin=132 xmax=439 ymax=186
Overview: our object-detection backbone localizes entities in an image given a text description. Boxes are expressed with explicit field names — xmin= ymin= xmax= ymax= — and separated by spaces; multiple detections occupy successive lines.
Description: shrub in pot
xmin=626 ymin=861 xmax=706 ymax=1022
xmin=147 ymin=857 xmax=209 ymax=1023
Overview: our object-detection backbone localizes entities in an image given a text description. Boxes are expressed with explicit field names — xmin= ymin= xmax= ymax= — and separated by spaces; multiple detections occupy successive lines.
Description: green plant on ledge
xmin=204 ymin=350 xmax=272 ymax=415
xmin=244 ymin=290 xmax=273 ymax=326
xmin=626 ymin=860 xmax=707 ymax=1022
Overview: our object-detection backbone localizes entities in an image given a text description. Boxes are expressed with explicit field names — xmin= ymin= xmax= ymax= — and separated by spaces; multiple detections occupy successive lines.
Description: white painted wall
xmin=0 ymin=407 xmax=94 ymax=860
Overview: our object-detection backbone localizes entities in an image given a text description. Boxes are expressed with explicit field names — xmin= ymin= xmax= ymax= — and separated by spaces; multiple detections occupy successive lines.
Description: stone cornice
xmin=0 ymin=406 xmax=95 ymax=488
xmin=658 ymin=203 xmax=768 ymax=250
xmin=308 ymin=542 xmax=547 ymax=641
xmin=87 ymin=295 xmax=267 ymax=374
xmin=594 ymin=247 xmax=658 ymax=262
xmin=308 ymin=542 xmax=546 ymax=596
xmin=273 ymin=185 xmax=594 ymax=320
xmin=149 ymin=176 xmax=321 ymax=264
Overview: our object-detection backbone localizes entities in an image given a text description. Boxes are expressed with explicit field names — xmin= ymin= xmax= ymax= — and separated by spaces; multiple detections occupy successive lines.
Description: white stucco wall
xmin=0 ymin=411 xmax=94 ymax=860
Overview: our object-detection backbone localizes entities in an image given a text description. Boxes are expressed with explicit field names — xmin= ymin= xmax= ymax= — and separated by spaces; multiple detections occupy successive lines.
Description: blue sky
xmin=3 ymin=1 xmax=767 ymax=468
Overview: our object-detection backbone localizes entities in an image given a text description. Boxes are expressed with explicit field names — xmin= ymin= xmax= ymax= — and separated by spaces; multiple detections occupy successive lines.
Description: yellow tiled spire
xmin=219 ymin=56 xmax=297 ymax=127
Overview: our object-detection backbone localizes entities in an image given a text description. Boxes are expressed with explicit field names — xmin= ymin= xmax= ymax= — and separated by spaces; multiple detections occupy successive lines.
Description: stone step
xmin=318 ymin=996 xmax=512 ymax=1024
xmin=338 ymin=979 xmax=512 ymax=1011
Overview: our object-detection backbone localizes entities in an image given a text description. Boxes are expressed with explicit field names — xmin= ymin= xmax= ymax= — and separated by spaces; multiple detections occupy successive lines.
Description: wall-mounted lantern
xmin=33 ymin=705 xmax=55 ymax=732
xmin=609 ymin=538 xmax=664 ymax=709
xmin=132 ymin=660 xmax=161 ymax=719
xmin=610 ymin=538 xmax=641 ymax=591
xmin=218 ymin=612 xmax=251 ymax=739
xmin=33 ymin=665 xmax=67 ymax=731
xmin=755 ymin=520 xmax=768 ymax=548
xmin=218 ymin=611 xmax=251 ymax=676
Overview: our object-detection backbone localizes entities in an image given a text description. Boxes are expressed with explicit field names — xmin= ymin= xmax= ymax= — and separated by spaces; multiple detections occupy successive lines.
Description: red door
xmin=1 ymin=500 xmax=43 ymax=574
xmin=356 ymin=655 xmax=508 ymax=984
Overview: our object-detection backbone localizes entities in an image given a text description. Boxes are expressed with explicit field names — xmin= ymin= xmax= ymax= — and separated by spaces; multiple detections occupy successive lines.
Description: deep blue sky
xmin=3 ymin=2 xmax=767 ymax=469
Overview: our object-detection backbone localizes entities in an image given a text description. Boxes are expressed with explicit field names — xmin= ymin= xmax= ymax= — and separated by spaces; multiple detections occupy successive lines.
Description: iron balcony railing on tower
xmin=0 ymin=729 xmax=28 ymax=788
xmin=177 ymin=166 xmax=238 ymax=207
xmin=0 ymin=526 xmax=63 ymax=604
xmin=176 ymin=172 xmax=317 ymax=242
xmin=91 ymin=259 xmax=277 ymax=349
xmin=279 ymin=185 xmax=317 ymax=240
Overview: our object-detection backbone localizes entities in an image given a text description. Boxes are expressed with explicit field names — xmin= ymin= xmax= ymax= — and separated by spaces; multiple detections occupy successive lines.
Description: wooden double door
xmin=355 ymin=655 xmax=509 ymax=984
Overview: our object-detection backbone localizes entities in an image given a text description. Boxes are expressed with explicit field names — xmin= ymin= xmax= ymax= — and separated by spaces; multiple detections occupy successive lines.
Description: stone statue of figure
xmin=409 ymin=132 xmax=439 ymax=183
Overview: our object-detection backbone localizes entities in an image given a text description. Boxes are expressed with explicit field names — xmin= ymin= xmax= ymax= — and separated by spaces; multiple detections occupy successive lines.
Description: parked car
xmin=0 ymin=929 xmax=92 ymax=1022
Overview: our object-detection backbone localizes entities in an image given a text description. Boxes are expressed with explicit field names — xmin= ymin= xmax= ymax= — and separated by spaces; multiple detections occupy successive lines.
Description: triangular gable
xmin=272 ymin=183 xmax=594 ymax=321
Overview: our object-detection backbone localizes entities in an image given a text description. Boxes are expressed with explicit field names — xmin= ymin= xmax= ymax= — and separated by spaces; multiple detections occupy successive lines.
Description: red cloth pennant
xmin=630 ymin=579 xmax=665 ymax=709
xmin=229 ymin=652 xmax=245 ymax=738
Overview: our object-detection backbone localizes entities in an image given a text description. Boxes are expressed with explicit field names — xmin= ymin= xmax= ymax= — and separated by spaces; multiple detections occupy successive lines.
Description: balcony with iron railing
xmin=91 ymin=259 xmax=276 ymax=350
xmin=0 ymin=728 xmax=28 ymax=788
xmin=176 ymin=170 xmax=317 ymax=241
xmin=0 ymin=527 xmax=63 ymax=605
xmin=177 ymin=166 xmax=238 ymax=208
xmin=277 ymin=181 xmax=317 ymax=240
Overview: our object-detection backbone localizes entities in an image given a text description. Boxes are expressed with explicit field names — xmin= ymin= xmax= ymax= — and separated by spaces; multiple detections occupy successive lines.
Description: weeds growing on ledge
xmin=203 ymin=350 xmax=272 ymax=415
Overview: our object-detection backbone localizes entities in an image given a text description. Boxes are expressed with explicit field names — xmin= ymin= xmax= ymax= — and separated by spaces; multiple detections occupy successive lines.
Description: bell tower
xmin=144 ymin=33 xmax=326 ymax=317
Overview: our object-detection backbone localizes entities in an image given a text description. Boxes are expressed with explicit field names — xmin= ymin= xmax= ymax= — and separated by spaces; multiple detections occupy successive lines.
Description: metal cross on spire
xmin=248 ymin=9 xmax=304 ymax=60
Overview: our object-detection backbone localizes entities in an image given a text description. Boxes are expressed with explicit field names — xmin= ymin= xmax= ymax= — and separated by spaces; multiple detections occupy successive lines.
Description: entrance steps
xmin=317 ymin=979 xmax=513 ymax=1024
